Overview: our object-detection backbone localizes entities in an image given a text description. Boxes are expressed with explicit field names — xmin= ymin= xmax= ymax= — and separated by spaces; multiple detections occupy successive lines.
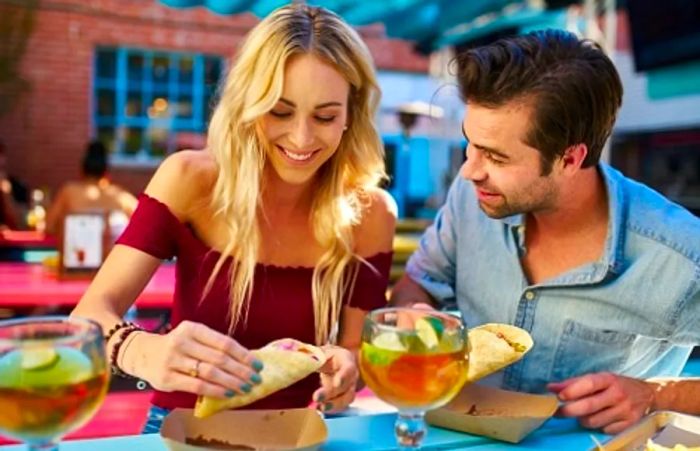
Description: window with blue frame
xmin=94 ymin=47 xmax=223 ymax=164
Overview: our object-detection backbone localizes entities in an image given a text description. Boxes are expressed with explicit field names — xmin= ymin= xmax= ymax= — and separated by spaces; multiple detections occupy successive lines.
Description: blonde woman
xmin=71 ymin=4 xmax=396 ymax=431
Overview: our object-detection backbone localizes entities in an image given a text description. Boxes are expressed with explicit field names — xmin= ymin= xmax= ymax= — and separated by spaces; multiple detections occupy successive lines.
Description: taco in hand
xmin=466 ymin=323 xmax=533 ymax=382
xmin=194 ymin=338 xmax=326 ymax=418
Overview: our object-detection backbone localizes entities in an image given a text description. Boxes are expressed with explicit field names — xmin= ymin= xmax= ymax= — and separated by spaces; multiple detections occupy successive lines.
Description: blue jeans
xmin=142 ymin=405 xmax=172 ymax=434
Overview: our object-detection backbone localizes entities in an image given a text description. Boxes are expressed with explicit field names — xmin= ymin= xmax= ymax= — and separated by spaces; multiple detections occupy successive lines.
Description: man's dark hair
xmin=455 ymin=29 xmax=623 ymax=174
xmin=82 ymin=140 xmax=108 ymax=178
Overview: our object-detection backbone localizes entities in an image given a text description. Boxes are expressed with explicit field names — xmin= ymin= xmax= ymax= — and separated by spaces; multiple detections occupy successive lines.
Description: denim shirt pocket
xmin=551 ymin=319 xmax=637 ymax=381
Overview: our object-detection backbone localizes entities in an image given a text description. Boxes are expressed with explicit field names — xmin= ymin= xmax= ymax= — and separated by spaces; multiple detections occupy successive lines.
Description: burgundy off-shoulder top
xmin=115 ymin=194 xmax=392 ymax=410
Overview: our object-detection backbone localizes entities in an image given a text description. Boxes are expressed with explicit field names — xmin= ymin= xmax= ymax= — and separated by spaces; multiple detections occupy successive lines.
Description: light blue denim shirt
xmin=406 ymin=163 xmax=700 ymax=394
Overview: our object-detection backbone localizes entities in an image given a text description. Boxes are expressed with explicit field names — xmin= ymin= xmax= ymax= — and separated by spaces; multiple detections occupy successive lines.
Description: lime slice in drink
xmin=362 ymin=342 xmax=399 ymax=366
xmin=416 ymin=317 xmax=443 ymax=350
xmin=20 ymin=347 xmax=59 ymax=371
xmin=0 ymin=346 xmax=94 ymax=388
xmin=373 ymin=332 xmax=407 ymax=351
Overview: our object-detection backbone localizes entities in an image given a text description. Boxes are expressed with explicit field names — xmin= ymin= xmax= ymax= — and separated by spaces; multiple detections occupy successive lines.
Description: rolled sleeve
xmin=405 ymin=177 xmax=464 ymax=307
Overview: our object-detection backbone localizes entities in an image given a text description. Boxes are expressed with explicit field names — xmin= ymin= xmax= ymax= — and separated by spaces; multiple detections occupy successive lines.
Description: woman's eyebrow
xmin=278 ymin=98 xmax=343 ymax=109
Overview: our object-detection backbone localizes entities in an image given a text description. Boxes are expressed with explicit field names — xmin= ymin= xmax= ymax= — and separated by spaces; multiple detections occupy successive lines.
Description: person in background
xmin=71 ymin=4 xmax=396 ymax=433
xmin=0 ymin=186 xmax=18 ymax=230
xmin=46 ymin=140 xmax=137 ymax=239
xmin=0 ymin=141 xmax=21 ymax=230
xmin=390 ymin=29 xmax=700 ymax=434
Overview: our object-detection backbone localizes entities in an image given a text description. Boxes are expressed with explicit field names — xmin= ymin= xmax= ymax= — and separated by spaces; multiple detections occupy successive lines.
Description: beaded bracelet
xmin=104 ymin=321 xmax=137 ymax=345
xmin=108 ymin=323 xmax=143 ymax=378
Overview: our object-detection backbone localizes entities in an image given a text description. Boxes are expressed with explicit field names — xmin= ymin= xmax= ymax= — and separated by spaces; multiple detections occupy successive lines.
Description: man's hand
xmin=547 ymin=372 xmax=656 ymax=434
xmin=389 ymin=275 xmax=438 ymax=308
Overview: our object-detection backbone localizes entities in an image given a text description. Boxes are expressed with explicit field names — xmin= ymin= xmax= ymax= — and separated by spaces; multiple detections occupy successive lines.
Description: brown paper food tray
xmin=160 ymin=408 xmax=327 ymax=451
xmin=592 ymin=411 xmax=700 ymax=451
xmin=425 ymin=384 xmax=558 ymax=443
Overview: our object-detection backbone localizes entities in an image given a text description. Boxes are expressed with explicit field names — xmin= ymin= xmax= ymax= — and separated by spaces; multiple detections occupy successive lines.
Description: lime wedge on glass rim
xmin=20 ymin=347 xmax=59 ymax=371
xmin=415 ymin=316 xmax=444 ymax=350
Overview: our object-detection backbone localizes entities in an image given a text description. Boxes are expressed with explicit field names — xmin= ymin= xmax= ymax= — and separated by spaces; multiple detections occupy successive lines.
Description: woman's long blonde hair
xmin=205 ymin=4 xmax=386 ymax=344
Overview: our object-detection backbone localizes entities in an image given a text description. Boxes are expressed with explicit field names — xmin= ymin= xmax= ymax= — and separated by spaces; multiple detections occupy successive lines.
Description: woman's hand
xmin=312 ymin=345 xmax=359 ymax=413
xmin=123 ymin=320 xmax=264 ymax=399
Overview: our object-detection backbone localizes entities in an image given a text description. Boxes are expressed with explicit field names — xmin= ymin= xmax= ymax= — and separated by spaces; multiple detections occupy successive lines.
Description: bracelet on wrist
xmin=108 ymin=324 xmax=142 ymax=379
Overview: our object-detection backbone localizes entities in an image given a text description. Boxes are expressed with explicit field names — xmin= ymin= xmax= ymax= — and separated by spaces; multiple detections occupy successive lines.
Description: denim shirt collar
xmin=599 ymin=163 xmax=627 ymax=276
xmin=498 ymin=163 xmax=627 ymax=285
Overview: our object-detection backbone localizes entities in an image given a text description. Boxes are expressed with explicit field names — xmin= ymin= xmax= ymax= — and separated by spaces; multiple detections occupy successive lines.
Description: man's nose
xmin=460 ymin=147 xmax=486 ymax=182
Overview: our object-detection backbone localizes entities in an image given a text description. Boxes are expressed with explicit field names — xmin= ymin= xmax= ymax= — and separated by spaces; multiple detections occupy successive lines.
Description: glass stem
xmin=395 ymin=411 xmax=426 ymax=449
xmin=28 ymin=440 xmax=59 ymax=451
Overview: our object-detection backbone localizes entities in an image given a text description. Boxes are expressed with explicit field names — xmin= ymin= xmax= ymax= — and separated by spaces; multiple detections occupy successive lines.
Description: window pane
xmin=178 ymin=56 xmax=194 ymax=84
xmin=97 ymin=127 xmax=116 ymax=153
xmin=177 ymin=94 xmax=193 ymax=119
xmin=204 ymin=88 xmax=218 ymax=125
xmin=96 ymin=89 xmax=115 ymax=117
xmin=148 ymin=128 xmax=169 ymax=157
xmin=204 ymin=57 xmax=222 ymax=87
xmin=96 ymin=49 xmax=116 ymax=79
xmin=150 ymin=85 xmax=170 ymax=116
xmin=128 ymin=54 xmax=144 ymax=81
xmin=148 ymin=96 xmax=170 ymax=119
xmin=123 ymin=127 xmax=143 ymax=155
xmin=152 ymin=54 xmax=170 ymax=84
xmin=126 ymin=91 xmax=144 ymax=117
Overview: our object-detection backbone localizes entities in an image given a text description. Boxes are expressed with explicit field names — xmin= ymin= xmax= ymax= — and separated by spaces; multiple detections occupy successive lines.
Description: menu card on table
xmin=60 ymin=213 xmax=105 ymax=278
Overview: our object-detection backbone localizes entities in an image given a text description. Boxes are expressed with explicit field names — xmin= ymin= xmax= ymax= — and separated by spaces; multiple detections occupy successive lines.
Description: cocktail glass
xmin=359 ymin=307 xmax=469 ymax=449
xmin=0 ymin=316 xmax=110 ymax=450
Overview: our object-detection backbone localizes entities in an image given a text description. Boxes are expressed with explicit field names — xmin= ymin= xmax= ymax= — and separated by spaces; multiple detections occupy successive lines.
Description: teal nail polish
xmin=252 ymin=360 xmax=264 ymax=372
xmin=316 ymin=393 xmax=325 ymax=403
xmin=241 ymin=383 xmax=252 ymax=393
xmin=324 ymin=402 xmax=333 ymax=411
xmin=250 ymin=373 xmax=262 ymax=384
xmin=225 ymin=390 xmax=236 ymax=398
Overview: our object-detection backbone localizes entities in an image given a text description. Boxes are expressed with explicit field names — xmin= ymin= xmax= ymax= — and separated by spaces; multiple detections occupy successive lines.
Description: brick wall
xmin=0 ymin=0 xmax=429 ymax=198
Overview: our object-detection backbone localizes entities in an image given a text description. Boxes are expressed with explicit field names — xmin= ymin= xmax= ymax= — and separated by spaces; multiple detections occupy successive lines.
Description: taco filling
xmin=466 ymin=323 xmax=533 ymax=382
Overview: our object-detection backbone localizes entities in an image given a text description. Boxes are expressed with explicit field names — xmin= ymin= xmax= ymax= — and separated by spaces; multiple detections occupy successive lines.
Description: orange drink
xmin=360 ymin=345 xmax=467 ymax=410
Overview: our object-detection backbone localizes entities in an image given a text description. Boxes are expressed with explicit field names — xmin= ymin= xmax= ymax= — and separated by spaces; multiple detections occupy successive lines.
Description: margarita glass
xmin=359 ymin=307 xmax=469 ymax=449
xmin=0 ymin=316 xmax=110 ymax=450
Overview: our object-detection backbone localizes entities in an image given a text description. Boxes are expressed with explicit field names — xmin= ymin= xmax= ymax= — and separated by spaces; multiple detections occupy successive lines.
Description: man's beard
xmin=477 ymin=184 xmax=557 ymax=219
xmin=478 ymin=198 xmax=521 ymax=219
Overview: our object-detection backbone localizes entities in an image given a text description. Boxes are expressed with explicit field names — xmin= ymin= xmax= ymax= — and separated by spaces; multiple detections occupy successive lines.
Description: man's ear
xmin=561 ymin=143 xmax=588 ymax=173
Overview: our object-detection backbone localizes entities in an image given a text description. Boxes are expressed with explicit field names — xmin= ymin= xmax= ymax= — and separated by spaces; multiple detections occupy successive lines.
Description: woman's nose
xmin=288 ymin=118 xmax=314 ymax=149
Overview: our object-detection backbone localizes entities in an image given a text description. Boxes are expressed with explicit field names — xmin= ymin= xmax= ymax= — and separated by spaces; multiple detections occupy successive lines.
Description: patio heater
xmin=393 ymin=101 xmax=443 ymax=217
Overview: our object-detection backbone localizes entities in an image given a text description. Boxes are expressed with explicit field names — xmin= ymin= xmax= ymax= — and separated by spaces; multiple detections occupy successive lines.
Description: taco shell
xmin=467 ymin=323 xmax=533 ymax=382
xmin=194 ymin=338 xmax=326 ymax=418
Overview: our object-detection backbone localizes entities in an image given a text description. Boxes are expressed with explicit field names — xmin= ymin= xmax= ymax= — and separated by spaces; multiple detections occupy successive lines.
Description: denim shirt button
xmin=524 ymin=290 xmax=535 ymax=300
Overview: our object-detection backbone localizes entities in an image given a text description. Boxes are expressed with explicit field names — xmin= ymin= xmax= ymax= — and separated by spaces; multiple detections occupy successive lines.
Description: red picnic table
xmin=0 ymin=262 xmax=174 ymax=311
xmin=0 ymin=230 xmax=58 ymax=249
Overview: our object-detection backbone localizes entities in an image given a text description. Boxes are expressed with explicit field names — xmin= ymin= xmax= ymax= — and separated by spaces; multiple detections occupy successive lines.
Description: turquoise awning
xmin=158 ymin=0 xmax=567 ymax=51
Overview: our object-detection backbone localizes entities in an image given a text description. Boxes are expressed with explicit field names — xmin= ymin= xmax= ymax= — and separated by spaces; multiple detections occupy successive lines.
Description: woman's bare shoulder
xmin=144 ymin=150 xmax=217 ymax=221
xmin=354 ymin=187 xmax=397 ymax=257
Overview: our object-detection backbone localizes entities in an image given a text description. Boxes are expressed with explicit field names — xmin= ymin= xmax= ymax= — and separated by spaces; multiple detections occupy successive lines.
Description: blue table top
xmin=0 ymin=414 xmax=606 ymax=450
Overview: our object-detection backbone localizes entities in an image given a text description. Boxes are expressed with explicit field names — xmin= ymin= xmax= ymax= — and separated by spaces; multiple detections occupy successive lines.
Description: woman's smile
xmin=277 ymin=145 xmax=321 ymax=165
